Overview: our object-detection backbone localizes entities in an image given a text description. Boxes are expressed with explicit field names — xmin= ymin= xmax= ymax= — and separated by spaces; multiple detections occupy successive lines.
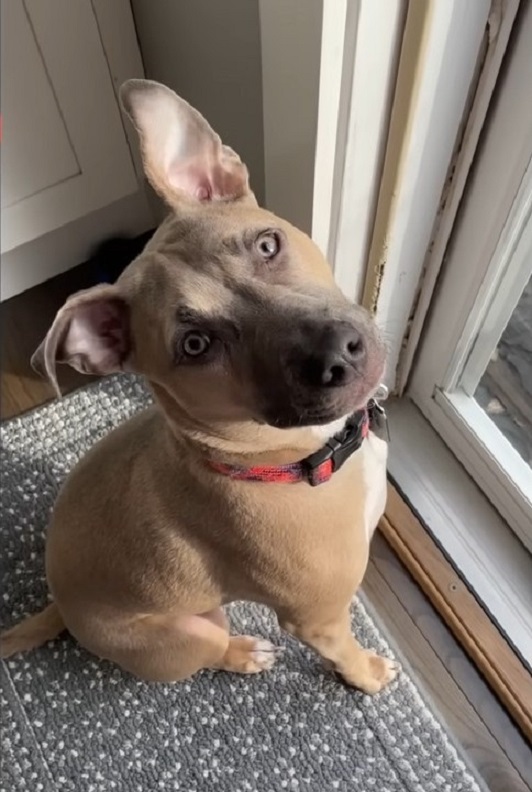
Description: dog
xmin=1 ymin=80 xmax=398 ymax=695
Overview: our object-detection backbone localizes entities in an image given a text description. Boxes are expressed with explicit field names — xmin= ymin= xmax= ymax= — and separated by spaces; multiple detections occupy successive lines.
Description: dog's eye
xmin=256 ymin=232 xmax=280 ymax=259
xmin=182 ymin=331 xmax=211 ymax=357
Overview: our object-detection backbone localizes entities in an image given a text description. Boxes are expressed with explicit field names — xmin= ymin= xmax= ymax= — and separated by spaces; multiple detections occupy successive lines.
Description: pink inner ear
xmin=167 ymin=156 xmax=247 ymax=202
xmin=63 ymin=299 xmax=129 ymax=374
xmin=168 ymin=161 xmax=213 ymax=201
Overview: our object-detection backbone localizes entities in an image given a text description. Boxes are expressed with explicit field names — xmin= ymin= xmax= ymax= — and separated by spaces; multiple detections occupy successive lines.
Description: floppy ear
xmin=31 ymin=285 xmax=130 ymax=396
xmin=120 ymin=79 xmax=251 ymax=207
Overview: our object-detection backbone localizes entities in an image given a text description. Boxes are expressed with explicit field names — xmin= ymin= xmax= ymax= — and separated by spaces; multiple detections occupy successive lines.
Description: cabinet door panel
xmin=1 ymin=0 xmax=139 ymax=253
xmin=1 ymin=0 xmax=79 ymax=208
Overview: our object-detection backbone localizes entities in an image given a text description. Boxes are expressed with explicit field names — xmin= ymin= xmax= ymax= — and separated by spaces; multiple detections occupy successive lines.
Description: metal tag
xmin=374 ymin=383 xmax=389 ymax=402
xmin=369 ymin=399 xmax=390 ymax=442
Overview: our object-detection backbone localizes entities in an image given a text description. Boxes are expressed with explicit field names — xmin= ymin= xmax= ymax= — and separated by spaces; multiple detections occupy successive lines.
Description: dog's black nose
xmin=300 ymin=326 xmax=365 ymax=388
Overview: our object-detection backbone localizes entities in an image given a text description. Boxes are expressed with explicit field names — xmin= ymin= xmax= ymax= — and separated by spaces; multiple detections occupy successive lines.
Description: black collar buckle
xmin=302 ymin=409 xmax=368 ymax=486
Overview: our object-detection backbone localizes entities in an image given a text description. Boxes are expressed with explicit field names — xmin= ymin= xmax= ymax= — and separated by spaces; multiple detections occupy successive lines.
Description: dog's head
xmin=33 ymin=80 xmax=385 ymax=443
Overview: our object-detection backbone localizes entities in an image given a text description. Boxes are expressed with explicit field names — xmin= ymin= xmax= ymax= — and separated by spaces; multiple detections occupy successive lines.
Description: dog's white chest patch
xmin=310 ymin=418 xmax=387 ymax=542
xmin=361 ymin=431 xmax=388 ymax=542
xmin=310 ymin=416 xmax=349 ymax=441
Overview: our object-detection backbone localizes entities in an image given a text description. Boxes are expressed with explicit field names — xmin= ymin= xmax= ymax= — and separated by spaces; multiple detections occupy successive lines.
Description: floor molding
xmin=380 ymin=483 xmax=532 ymax=743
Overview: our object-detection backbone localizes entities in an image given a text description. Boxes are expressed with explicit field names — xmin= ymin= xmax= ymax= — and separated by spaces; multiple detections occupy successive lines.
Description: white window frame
xmin=386 ymin=397 xmax=532 ymax=668
xmin=409 ymin=2 xmax=532 ymax=552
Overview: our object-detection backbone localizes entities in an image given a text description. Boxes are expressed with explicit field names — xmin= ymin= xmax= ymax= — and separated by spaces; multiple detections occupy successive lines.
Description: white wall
xmin=130 ymin=0 xmax=265 ymax=205
xmin=259 ymin=0 xmax=323 ymax=235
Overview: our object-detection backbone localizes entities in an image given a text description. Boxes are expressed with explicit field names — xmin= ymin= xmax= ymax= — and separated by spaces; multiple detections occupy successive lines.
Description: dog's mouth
xmin=259 ymin=358 xmax=386 ymax=431
xmin=265 ymin=408 xmax=347 ymax=430
xmin=262 ymin=386 xmax=381 ymax=430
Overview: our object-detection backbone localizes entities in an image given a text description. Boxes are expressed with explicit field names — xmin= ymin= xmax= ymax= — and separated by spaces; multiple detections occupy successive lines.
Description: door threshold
xmin=381 ymin=480 xmax=532 ymax=741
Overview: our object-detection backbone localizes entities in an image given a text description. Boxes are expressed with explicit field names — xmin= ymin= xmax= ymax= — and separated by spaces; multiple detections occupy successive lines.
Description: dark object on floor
xmin=90 ymin=229 xmax=155 ymax=285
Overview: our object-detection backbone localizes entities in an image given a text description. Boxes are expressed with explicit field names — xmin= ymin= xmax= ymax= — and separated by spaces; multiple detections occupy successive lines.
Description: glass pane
xmin=475 ymin=275 xmax=532 ymax=466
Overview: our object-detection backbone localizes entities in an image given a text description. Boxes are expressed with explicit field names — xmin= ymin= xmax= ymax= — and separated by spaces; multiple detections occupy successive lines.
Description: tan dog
xmin=1 ymin=80 xmax=398 ymax=695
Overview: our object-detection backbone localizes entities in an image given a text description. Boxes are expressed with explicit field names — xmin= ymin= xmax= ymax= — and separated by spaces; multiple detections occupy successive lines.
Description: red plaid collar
xmin=208 ymin=407 xmax=371 ymax=487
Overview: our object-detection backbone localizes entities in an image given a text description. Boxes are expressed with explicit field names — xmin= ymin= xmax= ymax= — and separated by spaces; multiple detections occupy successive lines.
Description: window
xmin=409 ymin=18 xmax=532 ymax=551
xmin=411 ymin=167 xmax=532 ymax=551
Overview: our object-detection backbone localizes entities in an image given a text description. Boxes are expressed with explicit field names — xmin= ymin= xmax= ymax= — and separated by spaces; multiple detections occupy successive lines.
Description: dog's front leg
xmin=279 ymin=607 xmax=399 ymax=694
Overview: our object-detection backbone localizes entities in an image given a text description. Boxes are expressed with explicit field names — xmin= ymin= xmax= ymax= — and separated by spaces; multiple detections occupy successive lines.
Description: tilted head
xmin=33 ymin=80 xmax=385 ymax=454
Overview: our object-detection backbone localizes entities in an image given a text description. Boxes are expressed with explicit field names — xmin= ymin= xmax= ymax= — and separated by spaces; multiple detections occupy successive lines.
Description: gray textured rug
xmin=1 ymin=375 xmax=483 ymax=792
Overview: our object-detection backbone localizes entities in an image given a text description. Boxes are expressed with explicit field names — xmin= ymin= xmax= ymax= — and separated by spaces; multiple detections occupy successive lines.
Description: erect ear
xmin=120 ymin=79 xmax=251 ymax=207
xmin=31 ymin=285 xmax=130 ymax=396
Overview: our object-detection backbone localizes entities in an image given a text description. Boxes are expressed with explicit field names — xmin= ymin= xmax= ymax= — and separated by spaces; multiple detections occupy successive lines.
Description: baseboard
xmin=380 ymin=483 xmax=532 ymax=743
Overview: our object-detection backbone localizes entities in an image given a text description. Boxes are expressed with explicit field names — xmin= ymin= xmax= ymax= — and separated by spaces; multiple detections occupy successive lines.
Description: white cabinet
xmin=1 ymin=0 xmax=154 ymax=298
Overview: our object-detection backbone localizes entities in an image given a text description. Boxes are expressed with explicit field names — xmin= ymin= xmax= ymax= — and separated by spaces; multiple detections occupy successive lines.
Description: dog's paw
xmin=342 ymin=650 xmax=400 ymax=695
xmin=219 ymin=636 xmax=281 ymax=674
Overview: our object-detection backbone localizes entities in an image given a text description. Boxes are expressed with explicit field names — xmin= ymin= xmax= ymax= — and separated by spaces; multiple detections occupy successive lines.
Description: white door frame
xmin=364 ymin=0 xmax=493 ymax=389
xmin=309 ymin=0 xmax=519 ymax=391
xmin=398 ymin=0 xmax=521 ymax=391
xmin=312 ymin=0 xmax=406 ymax=304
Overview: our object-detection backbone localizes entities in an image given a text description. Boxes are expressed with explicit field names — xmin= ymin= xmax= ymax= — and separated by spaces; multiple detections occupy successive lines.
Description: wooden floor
xmin=2 ymin=269 xmax=531 ymax=792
